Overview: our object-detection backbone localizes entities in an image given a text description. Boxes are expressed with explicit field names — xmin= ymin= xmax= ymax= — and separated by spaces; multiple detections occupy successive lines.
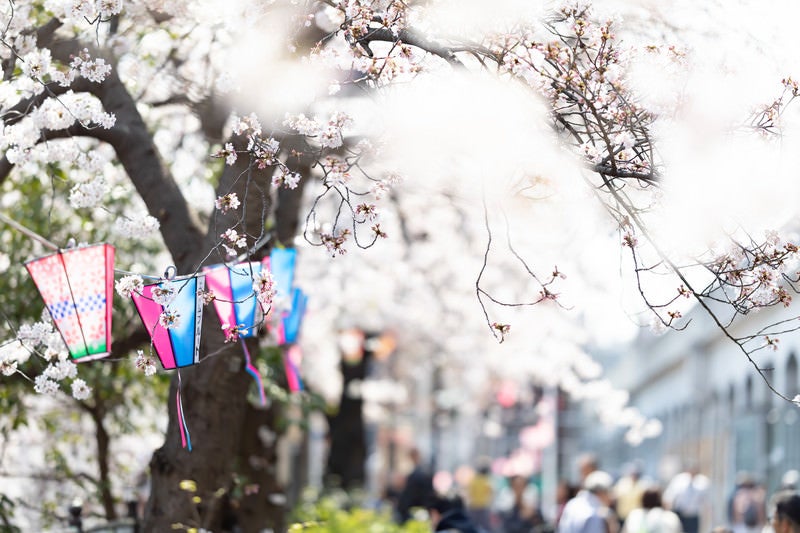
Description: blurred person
xmin=466 ymin=459 xmax=494 ymax=532
xmin=427 ymin=492 xmax=482 ymax=533
xmin=559 ymin=470 xmax=619 ymax=533
xmin=728 ymin=472 xmax=767 ymax=533
xmin=578 ymin=453 xmax=600 ymax=484
xmin=396 ymin=447 xmax=435 ymax=524
xmin=499 ymin=475 xmax=545 ymax=533
xmin=614 ymin=461 xmax=647 ymax=525
xmin=621 ymin=486 xmax=682 ymax=533
xmin=769 ymin=491 xmax=800 ymax=533
xmin=383 ymin=470 xmax=406 ymax=512
xmin=765 ymin=490 xmax=797 ymax=533
xmin=663 ymin=464 xmax=709 ymax=533
xmin=782 ymin=471 xmax=800 ymax=491
xmin=556 ymin=480 xmax=580 ymax=528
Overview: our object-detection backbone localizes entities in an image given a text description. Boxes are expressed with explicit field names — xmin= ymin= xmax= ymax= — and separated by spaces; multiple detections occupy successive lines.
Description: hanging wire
xmin=1 ymin=212 xmax=174 ymax=280
xmin=0 ymin=212 xmax=59 ymax=251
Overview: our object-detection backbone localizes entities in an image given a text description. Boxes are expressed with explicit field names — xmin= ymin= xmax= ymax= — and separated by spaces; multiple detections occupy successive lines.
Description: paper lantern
xmin=278 ymin=289 xmax=307 ymax=393
xmin=202 ymin=259 xmax=270 ymax=405
xmin=279 ymin=287 xmax=308 ymax=345
xmin=268 ymin=247 xmax=297 ymax=304
xmin=203 ymin=248 xmax=297 ymax=336
xmin=130 ymin=274 xmax=205 ymax=370
xmin=203 ymin=260 xmax=268 ymax=339
xmin=25 ymin=243 xmax=115 ymax=361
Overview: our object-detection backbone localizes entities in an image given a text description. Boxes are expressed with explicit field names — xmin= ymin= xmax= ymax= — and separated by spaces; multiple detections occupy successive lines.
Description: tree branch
xmin=593 ymin=164 xmax=659 ymax=183
xmin=358 ymin=27 xmax=465 ymax=66
xmin=1 ymin=31 xmax=206 ymax=266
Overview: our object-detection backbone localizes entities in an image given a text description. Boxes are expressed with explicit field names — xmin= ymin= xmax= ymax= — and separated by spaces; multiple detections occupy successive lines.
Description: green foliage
xmin=290 ymin=495 xmax=429 ymax=533
xmin=260 ymin=345 xmax=328 ymax=431
xmin=0 ymin=163 xmax=170 ymax=525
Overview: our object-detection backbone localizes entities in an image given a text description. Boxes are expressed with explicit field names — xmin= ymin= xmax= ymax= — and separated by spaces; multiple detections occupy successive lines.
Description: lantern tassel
xmin=176 ymin=371 xmax=192 ymax=451
xmin=240 ymin=339 xmax=266 ymax=406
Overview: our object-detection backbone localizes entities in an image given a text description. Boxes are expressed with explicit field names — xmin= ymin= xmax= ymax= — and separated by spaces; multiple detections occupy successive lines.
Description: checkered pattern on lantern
xmin=48 ymin=294 xmax=105 ymax=319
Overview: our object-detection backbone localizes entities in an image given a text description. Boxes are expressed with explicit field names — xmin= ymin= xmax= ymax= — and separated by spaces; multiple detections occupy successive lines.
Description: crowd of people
xmin=387 ymin=449 xmax=800 ymax=533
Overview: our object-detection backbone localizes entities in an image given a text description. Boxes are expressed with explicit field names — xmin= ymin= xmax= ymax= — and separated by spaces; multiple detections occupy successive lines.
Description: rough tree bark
xmin=88 ymin=401 xmax=116 ymax=521
xmin=142 ymin=141 xmax=289 ymax=531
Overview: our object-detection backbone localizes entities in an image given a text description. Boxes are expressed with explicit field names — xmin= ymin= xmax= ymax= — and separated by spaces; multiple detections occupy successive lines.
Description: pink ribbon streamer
xmin=283 ymin=346 xmax=303 ymax=393
xmin=176 ymin=371 xmax=192 ymax=451
xmin=240 ymin=339 xmax=266 ymax=406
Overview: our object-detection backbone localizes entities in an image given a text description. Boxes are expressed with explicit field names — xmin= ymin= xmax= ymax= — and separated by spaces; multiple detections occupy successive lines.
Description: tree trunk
xmin=90 ymin=404 xmax=118 ymax=521
xmin=236 ymin=402 xmax=286 ymax=532
xmin=142 ymin=333 xmax=285 ymax=532
xmin=143 ymin=141 xmax=291 ymax=531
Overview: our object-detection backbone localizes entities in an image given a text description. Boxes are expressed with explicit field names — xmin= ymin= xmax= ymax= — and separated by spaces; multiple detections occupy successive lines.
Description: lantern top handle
xmin=163 ymin=265 xmax=178 ymax=280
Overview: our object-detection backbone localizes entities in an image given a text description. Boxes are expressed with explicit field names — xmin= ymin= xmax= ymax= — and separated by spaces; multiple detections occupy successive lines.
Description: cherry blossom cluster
xmin=216 ymin=114 xmax=302 ymax=195
xmin=221 ymin=323 xmax=245 ymax=343
xmin=212 ymin=143 xmax=238 ymax=166
xmin=10 ymin=45 xmax=115 ymax=93
xmin=312 ymin=1 xmax=422 ymax=87
xmin=284 ymin=111 xmax=352 ymax=151
xmin=66 ymin=48 xmax=114 ymax=84
xmin=208 ymin=111 xmax=395 ymax=256
xmin=320 ymin=228 xmax=352 ymax=256
xmin=0 ymin=340 xmax=26 ymax=377
xmin=69 ymin=176 xmax=108 ymax=208
xmin=115 ymin=274 xmax=144 ymax=298
xmin=340 ymin=1 xmax=408 ymax=43
xmin=488 ymin=4 xmax=656 ymax=184
xmin=253 ymin=269 xmax=276 ymax=311
xmin=113 ymin=212 xmax=160 ymax=240
xmin=45 ymin=0 xmax=124 ymax=23
xmin=214 ymin=192 xmax=240 ymax=213
xmin=272 ymin=166 xmax=301 ymax=190
xmin=704 ymin=232 xmax=800 ymax=313
xmin=750 ymin=77 xmax=800 ymax=135
xmin=0 ymin=319 xmax=93 ymax=400
xmin=319 ymin=155 xmax=351 ymax=187
xmin=220 ymin=228 xmax=247 ymax=258
xmin=150 ymin=280 xmax=182 ymax=330
xmin=3 ymin=93 xmax=116 ymax=165
xmin=134 ymin=349 xmax=157 ymax=377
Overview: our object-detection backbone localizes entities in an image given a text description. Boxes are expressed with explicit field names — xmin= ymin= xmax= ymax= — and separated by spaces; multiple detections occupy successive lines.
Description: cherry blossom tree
xmin=2 ymin=0 xmax=800 ymax=530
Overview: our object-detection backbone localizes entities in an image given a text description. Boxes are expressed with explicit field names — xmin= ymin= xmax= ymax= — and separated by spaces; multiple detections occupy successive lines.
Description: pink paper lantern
xmin=25 ymin=243 xmax=115 ymax=361
xmin=130 ymin=274 xmax=205 ymax=370
xmin=203 ymin=260 xmax=268 ymax=339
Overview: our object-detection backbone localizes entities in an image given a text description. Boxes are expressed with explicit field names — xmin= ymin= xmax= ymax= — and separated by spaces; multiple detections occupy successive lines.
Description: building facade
xmin=581 ymin=307 xmax=800 ymax=528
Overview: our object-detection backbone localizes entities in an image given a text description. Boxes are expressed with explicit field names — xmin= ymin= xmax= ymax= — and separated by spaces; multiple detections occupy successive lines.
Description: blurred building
xmin=571 ymin=305 xmax=800 ymax=527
